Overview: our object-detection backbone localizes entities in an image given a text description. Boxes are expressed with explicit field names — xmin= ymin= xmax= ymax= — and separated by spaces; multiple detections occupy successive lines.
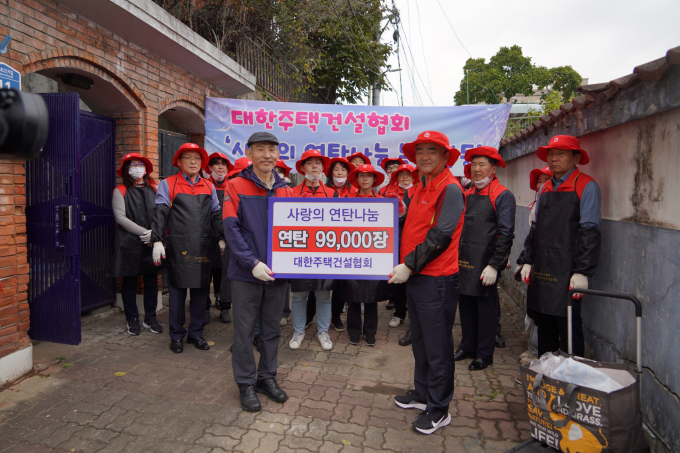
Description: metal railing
xmin=504 ymin=116 xmax=541 ymax=137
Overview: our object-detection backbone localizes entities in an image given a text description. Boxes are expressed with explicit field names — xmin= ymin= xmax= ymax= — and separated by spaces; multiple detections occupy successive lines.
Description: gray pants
xmin=231 ymin=279 xmax=288 ymax=386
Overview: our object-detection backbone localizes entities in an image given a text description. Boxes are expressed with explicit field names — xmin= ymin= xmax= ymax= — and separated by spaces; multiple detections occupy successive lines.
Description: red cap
xmin=463 ymin=163 xmax=472 ymax=180
xmin=380 ymin=157 xmax=405 ymax=172
xmin=536 ymin=135 xmax=590 ymax=165
xmin=172 ymin=143 xmax=209 ymax=168
xmin=464 ymin=146 xmax=506 ymax=168
xmin=389 ymin=163 xmax=416 ymax=183
xmin=529 ymin=167 xmax=554 ymax=192
xmin=227 ymin=157 xmax=253 ymax=178
xmin=204 ymin=152 xmax=234 ymax=173
xmin=117 ymin=152 xmax=153 ymax=177
xmin=347 ymin=152 xmax=372 ymax=166
xmin=275 ymin=159 xmax=293 ymax=178
xmin=296 ymin=149 xmax=331 ymax=175
xmin=348 ymin=164 xmax=385 ymax=189
xmin=402 ymin=131 xmax=460 ymax=167
xmin=325 ymin=157 xmax=355 ymax=177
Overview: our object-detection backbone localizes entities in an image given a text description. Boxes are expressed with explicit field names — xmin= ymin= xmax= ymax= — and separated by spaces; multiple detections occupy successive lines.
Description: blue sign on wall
xmin=0 ymin=63 xmax=20 ymax=90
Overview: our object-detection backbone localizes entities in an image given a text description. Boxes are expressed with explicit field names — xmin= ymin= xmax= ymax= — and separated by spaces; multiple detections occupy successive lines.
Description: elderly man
xmin=455 ymin=147 xmax=515 ymax=371
xmin=223 ymin=132 xmax=294 ymax=412
xmin=517 ymin=135 xmax=601 ymax=357
xmin=389 ymin=131 xmax=465 ymax=435
xmin=151 ymin=143 xmax=225 ymax=353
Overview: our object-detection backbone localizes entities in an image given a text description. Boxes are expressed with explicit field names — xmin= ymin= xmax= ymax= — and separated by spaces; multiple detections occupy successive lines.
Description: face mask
xmin=474 ymin=176 xmax=492 ymax=189
xmin=399 ymin=182 xmax=413 ymax=190
xmin=305 ymin=173 xmax=323 ymax=183
xmin=211 ymin=171 xmax=226 ymax=182
xmin=333 ymin=177 xmax=347 ymax=186
xmin=460 ymin=177 xmax=471 ymax=187
xmin=129 ymin=167 xmax=145 ymax=180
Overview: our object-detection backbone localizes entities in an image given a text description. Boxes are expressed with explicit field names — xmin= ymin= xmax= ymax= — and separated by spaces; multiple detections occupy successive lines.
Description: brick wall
xmin=0 ymin=0 xmax=240 ymax=358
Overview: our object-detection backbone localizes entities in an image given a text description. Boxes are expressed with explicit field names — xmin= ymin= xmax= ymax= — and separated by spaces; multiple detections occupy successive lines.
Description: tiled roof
xmin=499 ymin=46 xmax=680 ymax=148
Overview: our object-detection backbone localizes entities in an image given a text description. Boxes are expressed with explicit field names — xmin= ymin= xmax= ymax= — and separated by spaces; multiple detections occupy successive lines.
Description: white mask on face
xmin=211 ymin=171 xmax=226 ymax=182
xmin=129 ymin=167 xmax=146 ymax=180
xmin=398 ymin=182 xmax=413 ymax=190
xmin=460 ymin=177 xmax=471 ymax=187
xmin=333 ymin=177 xmax=347 ymax=187
xmin=474 ymin=176 xmax=492 ymax=189
xmin=305 ymin=173 xmax=323 ymax=183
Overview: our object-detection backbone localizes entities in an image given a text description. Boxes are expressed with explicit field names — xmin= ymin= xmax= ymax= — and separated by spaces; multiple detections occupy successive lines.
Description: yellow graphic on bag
xmin=546 ymin=393 xmax=609 ymax=453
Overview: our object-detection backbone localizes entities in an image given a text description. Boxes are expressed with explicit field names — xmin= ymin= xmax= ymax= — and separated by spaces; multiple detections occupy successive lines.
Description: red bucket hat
xmin=529 ymin=167 xmax=554 ymax=192
xmin=380 ymin=157 xmax=405 ymax=172
xmin=537 ymin=135 xmax=590 ymax=165
xmin=348 ymin=164 xmax=385 ymax=189
xmin=275 ymin=159 xmax=293 ymax=178
xmin=347 ymin=152 xmax=372 ymax=166
xmin=204 ymin=152 xmax=234 ymax=173
xmin=402 ymin=131 xmax=461 ymax=167
xmin=296 ymin=149 xmax=331 ymax=175
xmin=464 ymin=146 xmax=506 ymax=168
xmin=463 ymin=163 xmax=472 ymax=180
xmin=172 ymin=143 xmax=209 ymax=168
xmin=117 ymin=152 xmax=153 ymax=177
xmin=227 ymin=157 xmax=253 ymax=178
xmin=325 ymin=157 xmax=355 ymax=177
xmin=390 ymin=163 xmax=416 ymax=183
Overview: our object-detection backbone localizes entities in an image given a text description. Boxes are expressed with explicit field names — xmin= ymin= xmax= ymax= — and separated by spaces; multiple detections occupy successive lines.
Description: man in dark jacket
xmin=223 ymin=132 xmax=294 ymax=412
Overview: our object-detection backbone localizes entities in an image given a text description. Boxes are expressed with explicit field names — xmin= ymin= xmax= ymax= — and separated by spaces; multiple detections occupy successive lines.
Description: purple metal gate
xmin=26 ymin=93 xmax=116 ymax=345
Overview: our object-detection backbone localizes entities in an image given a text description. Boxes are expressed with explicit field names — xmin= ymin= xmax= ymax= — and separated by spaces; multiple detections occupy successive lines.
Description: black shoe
xmin=253 ymin=334 xmax=261 ymax=352
xmin=469 ymin=357 xmax=493 ymax=371
xmin=398 ymin=328 xmax=412 ymax=346
xmin=412 ymin=410 xmax=451 ymax=434
xmin=127 ymin=318 xmax=141 ymax=336
xmin=238 ymin=385 xmax=261 ymax=412
xmin=453 ymin=349 xmax=476 ymax=361
xmin=170 ymin=339 xmax=183 ymax=353
xmin=142 ymin=319 xmax=163 ymax=334
xmin=254 ymin=378 xmax=288 ymax=403
xmin=205 ymin=310 xmax=211 ymax=325
xmin=365 ymin=335 xmax=376 ymax=347
xmin=394 ymin=389 xmax=427 ymax=410
xmin=220 ymin=309 xmax=232 ymax=324
xmin=386 ymin=301 xmax=395 ymax=310
xmin=187 ymin=337 xmax=210 ymax=350
xmin=331 ymin=317 xmax=345 ymax=332
xmin=495 ymin=333 xmax=506 ymax=348
xmin=349 ymin=335 xmax=360 ymax=346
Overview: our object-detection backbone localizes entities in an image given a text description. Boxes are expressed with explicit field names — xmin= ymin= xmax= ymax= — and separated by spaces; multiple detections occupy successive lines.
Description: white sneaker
xmin=317 ymin=331 xmax=333 ymax=350
xmin=289 ymin=332 xmax=305 ymax=349
xmin=280 ymin=317 xmax=288 ymax=326
xmin=389 ymin=317 xmax=403 ymax=327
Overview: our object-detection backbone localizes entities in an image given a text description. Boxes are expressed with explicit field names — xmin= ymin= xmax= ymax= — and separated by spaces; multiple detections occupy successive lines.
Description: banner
xmin=205 ymin=99 xmax=510 ymax=175
xmin=267 ymin=198 xmax=399 ymax=280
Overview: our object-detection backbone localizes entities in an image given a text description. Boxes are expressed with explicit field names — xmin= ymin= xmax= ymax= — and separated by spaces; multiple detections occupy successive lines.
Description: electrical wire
xmin=397 ymin=21 xmax=434 ymax=105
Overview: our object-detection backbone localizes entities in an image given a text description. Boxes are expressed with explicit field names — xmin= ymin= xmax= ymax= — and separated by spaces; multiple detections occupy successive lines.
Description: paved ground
xmin=0 ymin=288 xmax=531 ymax=453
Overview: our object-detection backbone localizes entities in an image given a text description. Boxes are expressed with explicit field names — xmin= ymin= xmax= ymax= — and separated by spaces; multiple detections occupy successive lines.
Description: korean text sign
xmin=267 ymin=198 xmax=399 ymax=280
xmin=205 ymin=99 xmax=511 ymax=176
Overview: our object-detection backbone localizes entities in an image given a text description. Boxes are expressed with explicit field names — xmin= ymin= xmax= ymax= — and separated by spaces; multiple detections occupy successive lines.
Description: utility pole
xmin=466 ymin=69 xmax=470 ymax=105
xmin=372 ymin=30 xmax=381 ymax=106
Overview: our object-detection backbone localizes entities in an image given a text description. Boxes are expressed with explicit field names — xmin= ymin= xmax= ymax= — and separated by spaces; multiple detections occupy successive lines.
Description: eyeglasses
xmin=181 ymin=156 xmax=202 ymax=163
xmin=128 ymin=162 xmax=145 ymax=168
xmin=386 ymin=165 xmax=400 ymax=171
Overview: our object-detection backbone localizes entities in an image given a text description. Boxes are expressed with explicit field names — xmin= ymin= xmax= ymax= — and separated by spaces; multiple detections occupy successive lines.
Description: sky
xmin=361 ymin=0 xmax=680 ymax=107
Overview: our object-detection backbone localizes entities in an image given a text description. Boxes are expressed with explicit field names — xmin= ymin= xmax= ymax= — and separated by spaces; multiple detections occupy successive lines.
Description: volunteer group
xmin=112 ymin=130 xmax=600 ymax=435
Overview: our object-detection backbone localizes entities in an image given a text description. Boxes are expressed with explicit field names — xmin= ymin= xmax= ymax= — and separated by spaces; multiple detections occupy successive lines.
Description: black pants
xmin=220 ymin=254 xmax=232 ymax=311
xmin=306 ymin=288 xmax=344 ymax=322
xmin=346 ymin=302 xmax=377 ymax=338
xmin=533 ymin=308 xmax=584 ymax=357
xmin=391 ymin=282 xmax=408 ymax=320
xmin=206 ymin=267 xmax=223 ymax=310
xmin=231 ymin=279 xmax=288 ymax=386
xmin=282 ymin=283 xmax=291 ymax=318
xmin=459 ymin=286 xmax=498 ymax=360
xmin=121 ymin=275 xmax=158 ymax=321
xmin=408 ymin=273 xmax=459 ymax=413
xmin=168 ymin=285 xmax=208 ymax=341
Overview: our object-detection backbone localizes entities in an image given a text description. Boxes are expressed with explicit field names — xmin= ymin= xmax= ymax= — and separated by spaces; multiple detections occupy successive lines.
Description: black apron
xmin=458 ymin=192 xmax=498 ymax=297
xmin=112 ymin=186 xmax=158 ymax=277
xmin=527 ymin=190 xmax=580 ymax=317
xmin=211 ymin=181 xmax=227 ymax=269
xmin=166 ymin=192 xmax=214 ymax=288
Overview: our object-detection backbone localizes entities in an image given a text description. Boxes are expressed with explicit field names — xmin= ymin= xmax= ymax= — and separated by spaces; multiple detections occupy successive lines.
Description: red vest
xmin=462 ymin=177 xmax=508 ymax=210
xmin=294 ymin=182 xmax=333 ymax=198
xmin=166 ymin=173 xmax=214 ymax=205
xmin=540 ymin=167 xmax=594 ymax=199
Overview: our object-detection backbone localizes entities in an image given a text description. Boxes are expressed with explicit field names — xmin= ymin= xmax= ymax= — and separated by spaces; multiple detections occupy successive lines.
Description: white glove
xmin=152 ymin=242 xmax=165 ymax=266
xmin=480 ymin=265 xmax=497 ymax=286
xmin=520 ymin=264 xmax=532 ymax=284
xmin=388 ymin=263 xmax=411 ymax=284
xmin=569 ymin=273 xmax=588 ymax=299
xmin=218 ymin=239 xmax=226 ymax=256
xmin=139 ymin=230 xmax=152 ymax=244
xmin=252 ymin=262 xmax=275 ymax=282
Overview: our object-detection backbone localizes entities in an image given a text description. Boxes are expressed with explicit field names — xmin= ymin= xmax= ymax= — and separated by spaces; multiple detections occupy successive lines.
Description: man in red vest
xmin=517 ymin=135 xmax=601 ymax=357
xmin=389 ymin=131 xmax=465 ymax=435
xmin=455 ymin=147 xmax=515 ymax=371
